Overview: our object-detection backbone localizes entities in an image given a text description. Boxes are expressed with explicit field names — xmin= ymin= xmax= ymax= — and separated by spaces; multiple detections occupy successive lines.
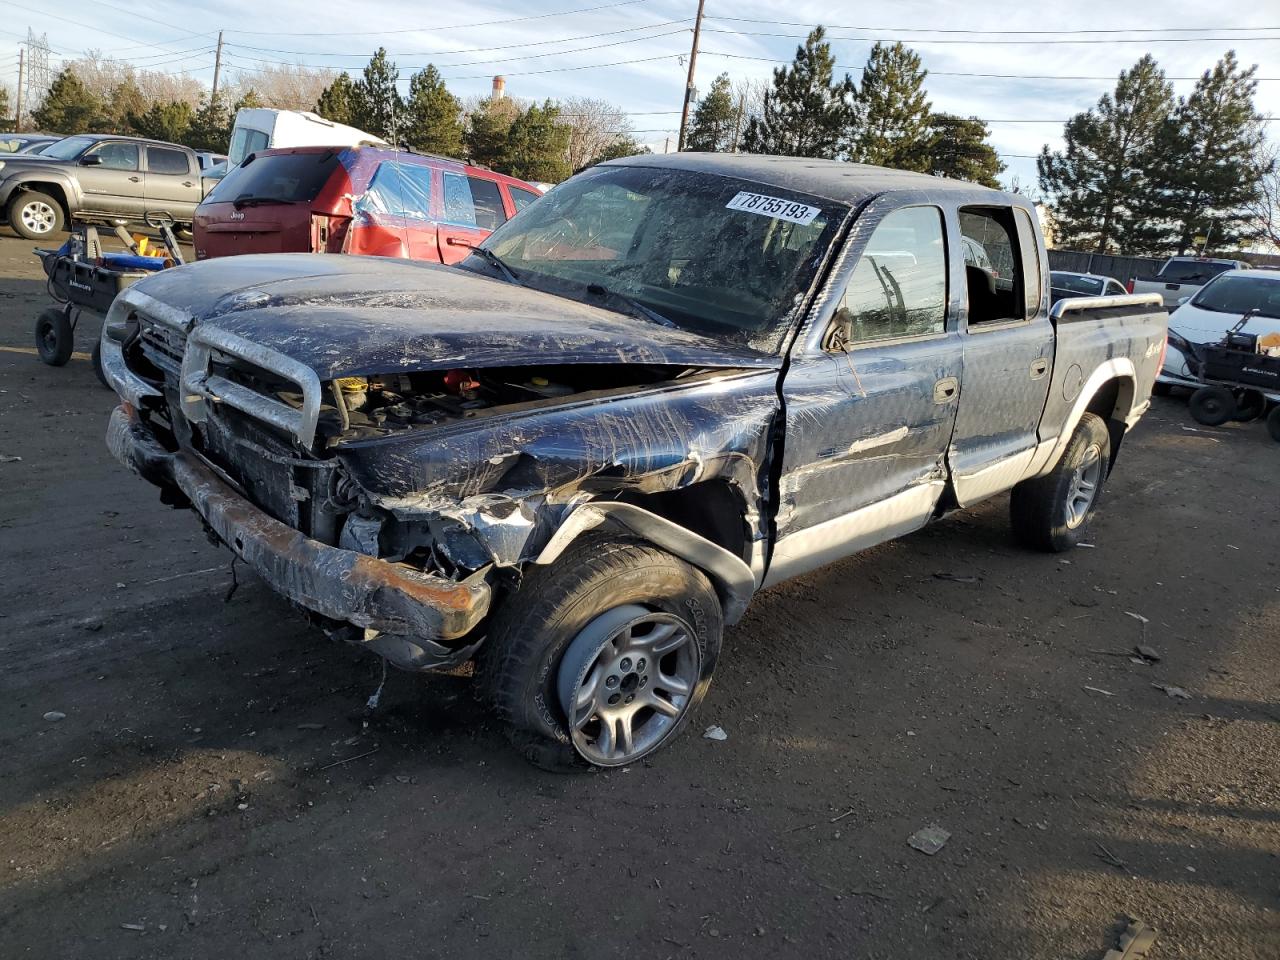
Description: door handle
xmin=1030 ymin=358 xmax=1049 ymax=380
xmin=933 ymin=377 xmax=959 ymax=404
xmin=128 ymin=176 xmax=141 ymax=182
xmin=183 ymin=181 xmax=194 ymax=187
xmin=445 ymin=236 xmax=472 ymax=246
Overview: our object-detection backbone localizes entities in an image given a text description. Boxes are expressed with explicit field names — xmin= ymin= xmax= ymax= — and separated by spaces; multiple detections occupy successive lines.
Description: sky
xmin=5 ymin=0 xmax=1279 ymax=189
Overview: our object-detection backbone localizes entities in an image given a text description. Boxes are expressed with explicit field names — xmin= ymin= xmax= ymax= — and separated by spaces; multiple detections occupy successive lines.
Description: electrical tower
xmin=24 ymin=29 xmax=51 ymax=110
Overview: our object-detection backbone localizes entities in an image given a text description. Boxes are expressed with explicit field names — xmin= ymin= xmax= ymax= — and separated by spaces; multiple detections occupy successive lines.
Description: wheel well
xmin=1084 ymin=376 xmax=1135 ymax=472
xmin=615 ymin=480 xmax=749 ymax=562
xmin=14 ymin=181 xmax=71 ymax=219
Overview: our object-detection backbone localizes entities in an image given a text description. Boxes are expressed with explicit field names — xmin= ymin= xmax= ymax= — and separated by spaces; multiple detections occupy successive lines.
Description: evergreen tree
xmin=927 ymin=114 xmax=1004 ymax=188
xmin=351 ymin=48 xmax=403 ymax=140
xmin=32 ymin=68 xmax=102 ymax=134
xmin=129 ymin=100 xmax=194 ymax=143
xmin=741 ymin=27 xmax=856 ymax=159
xmin=234 ymin=89 xmax=264 ymax=112
xmin=1037 ymin=55 xmax=1175 ymax=254
xmin=685 ymin=73 xmax=736 ymax=152
xmin=464 ymin=96 xmax=520 ymax=169
xmin=315 ymin=72 xmax=357 ymax=126
xmin=1150 ymin=51 xmax=1269 ymax=254
xmin=185 ymin=95 xmax=232 ymax=152
xmin=104 ymin=77 xmax=146 ymax=133
xmin=402 ymin=65 xmax=463 ymax=156
xmin=502 ymin=100 xmax=572 ymax=182
xmin=848 ymin=42 xmax=933 ymax=171
xmin=580 ymin=136 xmax=648 ymax=171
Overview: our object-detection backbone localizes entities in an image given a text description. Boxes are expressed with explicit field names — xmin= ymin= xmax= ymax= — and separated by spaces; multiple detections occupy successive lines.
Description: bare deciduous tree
xmin=67 ymin=51 xmax=205 ymax=109
xmin=225 ymin=63 xmax=338 ymax=112
xmin=1246 ymin=146 xmax=1280 ymax=249
xmin=561 ymin=97 xmax=633 ymax=171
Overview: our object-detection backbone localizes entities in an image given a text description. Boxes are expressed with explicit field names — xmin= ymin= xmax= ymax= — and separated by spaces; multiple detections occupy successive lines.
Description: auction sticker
xmin=725 ymin=191 xmax=821 ymax=225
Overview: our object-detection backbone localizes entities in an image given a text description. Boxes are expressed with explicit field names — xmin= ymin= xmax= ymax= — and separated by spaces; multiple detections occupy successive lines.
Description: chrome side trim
xmin=180 ymin=325 xmax=324 ymax=448
xmin=1025 ymin=357 xmax=1137 ymax=479
xmin=952 ymin=446 xmax=1038 ymax=507
xmin=761 ymin=479 xmax=945 ymax=589
xmin=535 ymin=502 xmax=757 ymax=626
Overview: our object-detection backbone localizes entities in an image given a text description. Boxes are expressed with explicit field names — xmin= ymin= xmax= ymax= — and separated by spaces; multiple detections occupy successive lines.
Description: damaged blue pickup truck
xmin=100 ymin=154 xmax=1167 ymax=768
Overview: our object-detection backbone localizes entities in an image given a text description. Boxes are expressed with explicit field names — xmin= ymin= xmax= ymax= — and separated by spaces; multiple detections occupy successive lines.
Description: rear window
xmin=510 ymin=185 xmax=541 ymax=213
xmin=1160 ymin=259 xmax=1236 ymax=283
xmin=468 ymin=176 xmax=508 ymax=231
xmin=1051 ymin=273 xmax=1104 ymax=295
xmin=206 ymin=151 xmax=341 ymax=205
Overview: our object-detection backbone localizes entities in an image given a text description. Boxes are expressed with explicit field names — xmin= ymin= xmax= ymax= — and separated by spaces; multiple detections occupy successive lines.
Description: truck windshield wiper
xmin=458 ymin=244 xmax=522 ymax=286
xmin=585 ymin=283 xmax=676 ymax=328
xmin=232 ymin=195 xmax=293 ymax=209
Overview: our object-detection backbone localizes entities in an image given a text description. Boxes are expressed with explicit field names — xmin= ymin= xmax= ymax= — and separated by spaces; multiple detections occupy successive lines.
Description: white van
xmin=227 ymin=109 xmax=385 ymax=166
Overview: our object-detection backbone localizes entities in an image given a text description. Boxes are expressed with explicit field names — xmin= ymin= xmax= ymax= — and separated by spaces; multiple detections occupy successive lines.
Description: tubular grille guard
xmin=180 ymin=325 xmax=323 ymax=449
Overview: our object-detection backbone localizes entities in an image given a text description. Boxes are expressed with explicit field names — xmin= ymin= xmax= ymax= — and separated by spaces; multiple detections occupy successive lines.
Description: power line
xmin=221 ymin=0 xmax=661 ymax=37
xmin=436 ymin=51 xmax=682 ymax=81
xmin=701 ymin=26 xmax=1280 ymax=45
xmin=699 ymin=50 xmax=1280 ymax=82
xmin=0 ymin=0 xmax=214 ymax=58
xmin=222 ymin=20 xmax=692 ymax=58
xmin=222 ymin=27 xmax=691 ymax=71
xmin=704 ymin=16 xmax=1280 ymax=36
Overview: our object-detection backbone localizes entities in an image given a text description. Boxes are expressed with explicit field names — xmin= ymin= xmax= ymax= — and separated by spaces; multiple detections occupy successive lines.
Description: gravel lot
xmin=0 ymin=232 xmax=1277 ymax=959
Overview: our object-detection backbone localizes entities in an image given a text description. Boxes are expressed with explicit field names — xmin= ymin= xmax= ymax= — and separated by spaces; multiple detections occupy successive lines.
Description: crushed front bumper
xmin=106 ymin=403 xmax=493 ymax=661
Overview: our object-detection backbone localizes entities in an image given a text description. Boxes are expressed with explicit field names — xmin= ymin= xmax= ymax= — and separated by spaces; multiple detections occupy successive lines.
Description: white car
xmin=1160 ymin=269 xmax=1280 ymax=398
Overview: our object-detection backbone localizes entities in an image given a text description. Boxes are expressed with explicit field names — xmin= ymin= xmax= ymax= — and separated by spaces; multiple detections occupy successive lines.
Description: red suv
xmin=193 ymin=146 xmax=543 ymax=263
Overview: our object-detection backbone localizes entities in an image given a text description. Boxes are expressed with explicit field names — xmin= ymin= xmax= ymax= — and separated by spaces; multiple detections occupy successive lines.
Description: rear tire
xmin=1188 ymin=385 xmax=1234 ymax=426
xmin=1233 ymin=389 xmax=1267 ymax=422
xmin=35 ymin=307 xmax=74 ymax=366
xmin=1267 ymin=405 xmax=1280 ymax=443
xmin=8 ymin=190 xmax=64 ymax=241
xmin=476 ymin=533 xmax=722 ymax=770
xmin=1010 ymin=412 xmax=1110 ymax=553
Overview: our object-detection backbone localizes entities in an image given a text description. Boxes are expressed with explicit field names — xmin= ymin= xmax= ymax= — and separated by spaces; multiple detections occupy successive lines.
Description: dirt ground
xmin=0 ymin=232 xmax=1277 ymax=960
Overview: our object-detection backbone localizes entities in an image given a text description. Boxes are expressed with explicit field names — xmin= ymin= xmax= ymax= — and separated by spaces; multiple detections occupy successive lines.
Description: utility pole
xmin=211 ymin=30 xmax=224 ymax=102
xmin=676 ymin=0 xmax=706 ymax=152
xmin=14 ymin=46 xmax=23 ymax=133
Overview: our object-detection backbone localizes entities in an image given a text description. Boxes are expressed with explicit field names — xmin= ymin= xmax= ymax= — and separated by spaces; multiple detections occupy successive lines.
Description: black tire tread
xmin=1010 ymin=412 xmax=1110 ymax=553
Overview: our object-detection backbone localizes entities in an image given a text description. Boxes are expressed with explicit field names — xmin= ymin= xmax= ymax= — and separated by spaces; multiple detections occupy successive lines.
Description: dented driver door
xmin=764 ymin=201 xmax=963 ymax=588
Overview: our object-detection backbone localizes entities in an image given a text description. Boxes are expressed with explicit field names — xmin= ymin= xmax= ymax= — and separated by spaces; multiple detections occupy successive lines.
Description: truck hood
xmin=129 ymin=253 xmax=777 ymax=379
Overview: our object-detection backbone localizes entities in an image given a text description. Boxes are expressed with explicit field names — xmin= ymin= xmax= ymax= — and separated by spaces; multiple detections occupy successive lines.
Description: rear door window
xmin=207 ymin=151 xmax=341 ymax=205
xmin=467 ymin=176 xmax=508 ymax=231
xmin=959 ymin=207 xmax=1027 ymax=325
xmin=147 ymin=146 xmax=190 ymax=175
xmin=441 ymin=172 xmax=478 ymax=227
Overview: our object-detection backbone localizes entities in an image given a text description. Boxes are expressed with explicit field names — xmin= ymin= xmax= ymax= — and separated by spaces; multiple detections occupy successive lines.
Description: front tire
xmin=8 ymin=190 xmax=64 ymax=241
xmin=1010 ymin=412 xmax=1110 ymax=552
xmin=477 ymin=534 xmax=722 ymax=769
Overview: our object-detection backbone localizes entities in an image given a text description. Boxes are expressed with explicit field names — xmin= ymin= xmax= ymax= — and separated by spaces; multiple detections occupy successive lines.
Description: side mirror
xmin=79 ymin=154 xmax=103 ymax=166
xmin=1176 ymin=296 xmax=1190 ymax=306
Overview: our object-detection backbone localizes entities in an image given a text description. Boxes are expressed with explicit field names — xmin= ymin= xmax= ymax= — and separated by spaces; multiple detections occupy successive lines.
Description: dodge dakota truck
xmin=100 ymin=154 xmax=1168 ymax=768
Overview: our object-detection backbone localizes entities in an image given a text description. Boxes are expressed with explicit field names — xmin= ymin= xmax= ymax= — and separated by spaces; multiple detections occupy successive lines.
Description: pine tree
xmin=741 ymin=27 xmax=856 ymax=159
xmin=1037 ymin=55 xmax=1175 ymax=254
xmin=234 ymin=89 xmax=264 ymax=112
xmin=848 ymin=42 xmax=933 ymax=171
xmin=464 ymin=96 xmax=521 ymax=169
xmin=185 ymin=95 xmax=232 ymax=152
xmin=129 ymin=100 xmax=194 ymax=144
xmin=351 ymin=48 xmax=403 ymax=140
xmin=1150 ymin=51 xmax=1269 ymax=254
xmin=502 ymin=100 xmax=572 ymax=182
xmin=927 ymin=115 xmax=1004 ymax=188
xmin=32 ymin=69 xmax=102 ymax=134
xmin=315 ymin=72 xmax=357 ymax=125
xmin=581 ymin=136 xmax=648 ymax=170
xmin=402 ymin=65 xmax=463 ymax=156
xmin=685 ymin=73 xmax=736 ymax=152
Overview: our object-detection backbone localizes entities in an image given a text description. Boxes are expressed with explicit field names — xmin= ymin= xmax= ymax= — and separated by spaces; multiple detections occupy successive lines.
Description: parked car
xmin=0 ymin=134 xmax=60 ymax=154
xmin=228 ymin=108 xmax=383 ymax=167
xmin=100 ymin=154 xmax=1166 ymax=768
xmin=1160 ymin=268 xmax=1280 ymax=397
xmin=1131 ymin=256 xmax=1249 ymax=309
xmin=192 ymin=145 xmax=544 ymax=263
xmin=1051 ymin=270 xmax=1127 ymax=305
xmin=0 ymin=134 xmax=206 ymax=240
